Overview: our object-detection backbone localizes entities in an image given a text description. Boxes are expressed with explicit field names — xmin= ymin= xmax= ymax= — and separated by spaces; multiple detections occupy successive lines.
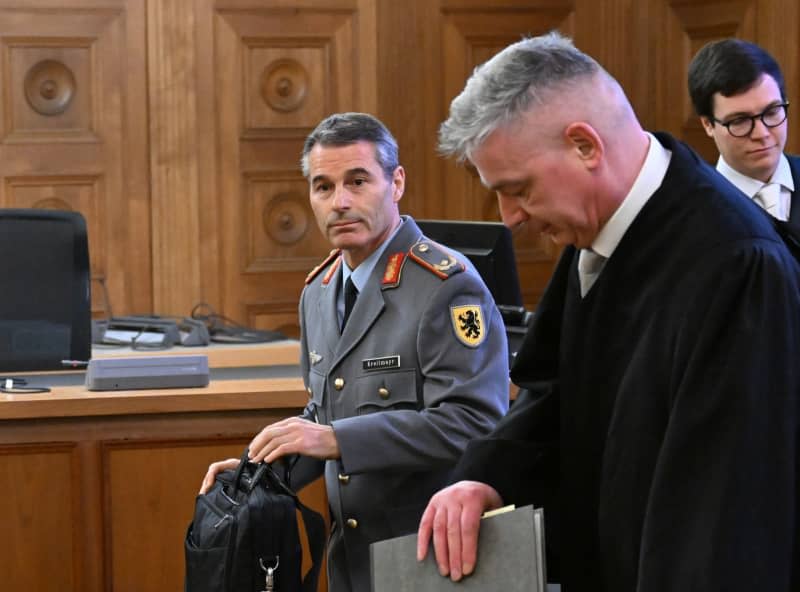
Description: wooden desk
xmin=0 ymin=341 xmax=327 ymax=592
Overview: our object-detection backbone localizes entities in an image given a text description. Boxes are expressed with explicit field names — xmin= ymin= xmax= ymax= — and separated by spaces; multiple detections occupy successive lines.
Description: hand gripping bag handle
xmin=233 ymin=448 xmax=326 ymax=592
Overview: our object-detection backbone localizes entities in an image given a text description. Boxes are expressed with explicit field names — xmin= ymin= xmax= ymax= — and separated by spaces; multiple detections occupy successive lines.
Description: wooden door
xmin=0 ymin=0 xmax=150 ymax=318
xmin=211 ymin=0 xmax=377 ymax=338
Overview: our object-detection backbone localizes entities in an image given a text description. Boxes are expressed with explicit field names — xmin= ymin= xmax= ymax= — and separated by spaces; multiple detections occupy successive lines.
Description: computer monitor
xmin=416 ymin=219 xmax=523 ymax=307
xmin=0 ymin=209 xmax=91 ymax=371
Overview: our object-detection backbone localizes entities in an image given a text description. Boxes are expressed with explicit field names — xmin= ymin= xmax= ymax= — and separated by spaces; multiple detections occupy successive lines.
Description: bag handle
xmin=232 ymin=448 xmax=327 ymax=592
xmin=229 ymin=448 xmax=252 ymax=496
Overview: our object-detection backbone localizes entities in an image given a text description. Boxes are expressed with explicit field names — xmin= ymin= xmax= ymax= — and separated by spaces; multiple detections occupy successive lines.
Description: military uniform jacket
xmin=294 ymin=216 xmax=509 ymax=592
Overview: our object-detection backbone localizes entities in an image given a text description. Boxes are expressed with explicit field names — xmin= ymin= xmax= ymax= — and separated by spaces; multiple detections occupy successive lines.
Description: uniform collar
xmin=341 ymin=217 xmax=406 ymax=292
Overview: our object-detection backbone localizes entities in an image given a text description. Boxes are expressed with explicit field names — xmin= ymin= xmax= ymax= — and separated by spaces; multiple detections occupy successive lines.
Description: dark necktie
xmin=342 ymin=277 xmax=359 ymax=329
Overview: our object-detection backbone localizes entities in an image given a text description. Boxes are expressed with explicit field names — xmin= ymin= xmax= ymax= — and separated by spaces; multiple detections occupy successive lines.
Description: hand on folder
xmin=416 ymin=480 xmax=504 ymax=582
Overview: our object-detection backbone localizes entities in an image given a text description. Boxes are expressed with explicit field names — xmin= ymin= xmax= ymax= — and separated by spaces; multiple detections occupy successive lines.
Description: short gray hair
xmin=439 ymin=32 xmax=601 ymax=161
xmin=301 ymin=112 xmax=399 ymax=179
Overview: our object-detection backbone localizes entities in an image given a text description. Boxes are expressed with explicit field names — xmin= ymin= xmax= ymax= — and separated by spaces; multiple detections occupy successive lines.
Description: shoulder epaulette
xmin=408 ymin=240 xmax=465 ymax=280
xmin=305 ymin=249 xmax=341 ymax=285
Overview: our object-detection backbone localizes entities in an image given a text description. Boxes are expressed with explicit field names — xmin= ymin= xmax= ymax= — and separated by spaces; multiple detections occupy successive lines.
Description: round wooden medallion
xmin=264 ymin=194 xmax=309 ymax=245
xmin=260 ymin=59 xmax=309 ymax=113
xmin=24 ymin=59 xmax=76 ymax=116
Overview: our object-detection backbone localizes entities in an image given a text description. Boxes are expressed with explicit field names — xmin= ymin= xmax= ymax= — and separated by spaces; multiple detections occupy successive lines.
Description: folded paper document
xmin=370 ymin=504 xmax=546 ymax=592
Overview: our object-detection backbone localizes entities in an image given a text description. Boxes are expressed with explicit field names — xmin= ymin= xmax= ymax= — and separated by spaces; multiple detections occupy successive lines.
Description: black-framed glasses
xmin=712 ymin=102 xmax=790 ymax=137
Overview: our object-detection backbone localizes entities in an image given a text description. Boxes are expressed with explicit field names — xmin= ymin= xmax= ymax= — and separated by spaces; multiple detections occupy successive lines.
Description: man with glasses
xmin=689 ymin=39 xmax=798 ymax=225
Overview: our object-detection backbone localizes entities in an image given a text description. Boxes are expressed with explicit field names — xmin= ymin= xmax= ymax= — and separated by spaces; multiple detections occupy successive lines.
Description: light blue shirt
xmin=337 ymin=217 xmax=406 ymax=327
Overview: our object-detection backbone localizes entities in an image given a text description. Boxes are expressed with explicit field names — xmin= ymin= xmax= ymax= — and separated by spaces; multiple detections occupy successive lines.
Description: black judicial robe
xmin=455 ymin=133 xmax=800 ymax=591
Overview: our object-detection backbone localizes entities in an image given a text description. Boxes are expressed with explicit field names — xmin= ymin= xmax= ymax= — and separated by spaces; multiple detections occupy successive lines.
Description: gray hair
xmin=300 ymin=112 xmax=399 ymax=179
xmin=439 ymin=31 xmax=602 ymax=161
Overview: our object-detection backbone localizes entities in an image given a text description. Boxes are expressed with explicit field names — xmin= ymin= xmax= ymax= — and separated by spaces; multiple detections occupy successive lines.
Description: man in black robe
xmin=416 ymin=32 xmax=800 ymax=591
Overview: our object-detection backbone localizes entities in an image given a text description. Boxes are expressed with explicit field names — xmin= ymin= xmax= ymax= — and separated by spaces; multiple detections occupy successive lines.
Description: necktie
xmin=578 ymin=249 xmax=606 ymax=297
xmin=755 ymin=182 xmax=782 ymax=219
xmin=342 ymin=277 xmax=358 ymax=329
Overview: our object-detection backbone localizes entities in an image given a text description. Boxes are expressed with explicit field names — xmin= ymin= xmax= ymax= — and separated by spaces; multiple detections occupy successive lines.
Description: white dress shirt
xmin=716 ymin=154 xmax=795 ymax=221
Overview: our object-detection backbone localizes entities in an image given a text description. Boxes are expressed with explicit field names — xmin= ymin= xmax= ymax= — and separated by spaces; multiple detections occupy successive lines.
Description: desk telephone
xmin=92 ymin=312 xmax=285 ymax=348
xmin=92 ymin=316 xmax=210 ymax=347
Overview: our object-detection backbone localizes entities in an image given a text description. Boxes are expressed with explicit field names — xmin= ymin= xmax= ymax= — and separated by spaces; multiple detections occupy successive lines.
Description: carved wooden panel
xmin=640 ymin=0 xmax=800 ymax=163
xmin=5 ymin=43 xmax=95 ymax=142
xmin=103 ymin=436 xmax=327 ymax=592
xmin=439 ymin=1 xmax=575 ymax=305
xmin=0 ymin=1 xmax=150 ymax=318
xmin=243 ymin=170 xmax=328 ymax=273
xmin=0 ymin=443 xmax=82 ymax=591
xmin=214 ymin=1 xmax=375 ymax=328
xmin=244 ymin=46 xmax=328 ymax=134
xmin=651 ymin=0 xmax=758 ymax=163
xmin=104 ymin=440 xmax=247 ymax=592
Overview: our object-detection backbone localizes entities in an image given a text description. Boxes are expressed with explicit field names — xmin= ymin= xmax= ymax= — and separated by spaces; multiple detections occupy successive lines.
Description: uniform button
xmin=378 ymin=387 xmax=389 ymax=399
xmin=346 ymin=518 xmax=358 ymax=529
xmin=338 ymin=473 xmax=350 ymax=484
xmin=306 ymin=386 xmax=312 ymax=397
xmin=334 ymin=377 xmax=345 ymax=390
xmin=419 ymin=244 xmax=429 ymax=252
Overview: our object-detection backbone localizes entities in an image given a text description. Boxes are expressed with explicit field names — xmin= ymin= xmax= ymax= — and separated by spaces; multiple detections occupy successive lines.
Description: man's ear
xmin=564 ymin=122 xmax=603 ymax=168
xmin=391 ymin=165 xmax=405 ymax=202
xmin=700 ymin=116 xmax=715 ymax=138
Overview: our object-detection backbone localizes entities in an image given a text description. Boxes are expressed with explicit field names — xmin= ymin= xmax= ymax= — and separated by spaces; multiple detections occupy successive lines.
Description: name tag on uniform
xmin=362 ymin=355 xmax=400 ymax=371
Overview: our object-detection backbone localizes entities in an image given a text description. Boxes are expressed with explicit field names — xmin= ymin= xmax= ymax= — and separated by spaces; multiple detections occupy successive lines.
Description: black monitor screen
xmin=0 ymin=209 xmax=91 ymax=371
xmin=416 ymin=219 xmax=523 ymax=307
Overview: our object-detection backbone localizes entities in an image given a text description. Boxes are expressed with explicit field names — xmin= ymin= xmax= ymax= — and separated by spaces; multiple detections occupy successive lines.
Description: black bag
xmin=185 ymin=449 xmax=326 ymax=592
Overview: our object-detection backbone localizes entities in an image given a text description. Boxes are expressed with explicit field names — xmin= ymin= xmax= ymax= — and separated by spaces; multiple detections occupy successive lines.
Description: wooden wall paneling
xmin=0 ymin=1 xmax=151 ymax=318
xmin=652 ymin=0 xmax=757 ymax=162
xmin=77 ymin=440 xmax=106 ymax=592
xmin=101 ymin=433 xmax=329 ymax=592
xmin=439 ymin=0 xmax=575 ymax=307
xmin=572 ymin=0 xmax=649 ymax=125
xmin=213 ymin=1 xmax=376 ymax=332
xmin=0 ymin=443 xmax=89 ymax=591
xmin=147 ymin=0 xmax=205 ymax=318
xmin=1 ymin=388 xmax=320 ymax=592
xmin=375 ymin=0 xmax=444 ymax=221
xmin=754 ymin=0 xmax=800 ymax=155
xmin=104 ymin=440 xmax=247 ymax=592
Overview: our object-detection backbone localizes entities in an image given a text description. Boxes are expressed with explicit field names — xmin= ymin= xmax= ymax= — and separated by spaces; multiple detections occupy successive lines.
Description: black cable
xmin=0 ymin=377 xmax=50 ymax=394
xmin=190 ymin=302 xmax=285 ymax=343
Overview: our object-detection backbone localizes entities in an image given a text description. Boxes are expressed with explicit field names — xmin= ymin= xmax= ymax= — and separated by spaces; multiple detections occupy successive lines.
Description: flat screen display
xmin=0 ymin=209 xmax=91 ymax=371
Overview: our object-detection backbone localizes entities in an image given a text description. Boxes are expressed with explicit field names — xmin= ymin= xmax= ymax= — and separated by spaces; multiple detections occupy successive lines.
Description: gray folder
xmin=370 ymin=505 xmax=546 ymax=592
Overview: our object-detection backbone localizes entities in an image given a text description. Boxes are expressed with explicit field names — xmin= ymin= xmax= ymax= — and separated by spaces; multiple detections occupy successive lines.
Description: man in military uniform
xmin=201 ymin=112 xmax=509 ymax=592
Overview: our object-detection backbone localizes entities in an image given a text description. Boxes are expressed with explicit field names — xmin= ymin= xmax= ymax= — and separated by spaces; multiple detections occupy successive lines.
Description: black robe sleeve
xmin=631 ymin=239 xmax=800 ymax=591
